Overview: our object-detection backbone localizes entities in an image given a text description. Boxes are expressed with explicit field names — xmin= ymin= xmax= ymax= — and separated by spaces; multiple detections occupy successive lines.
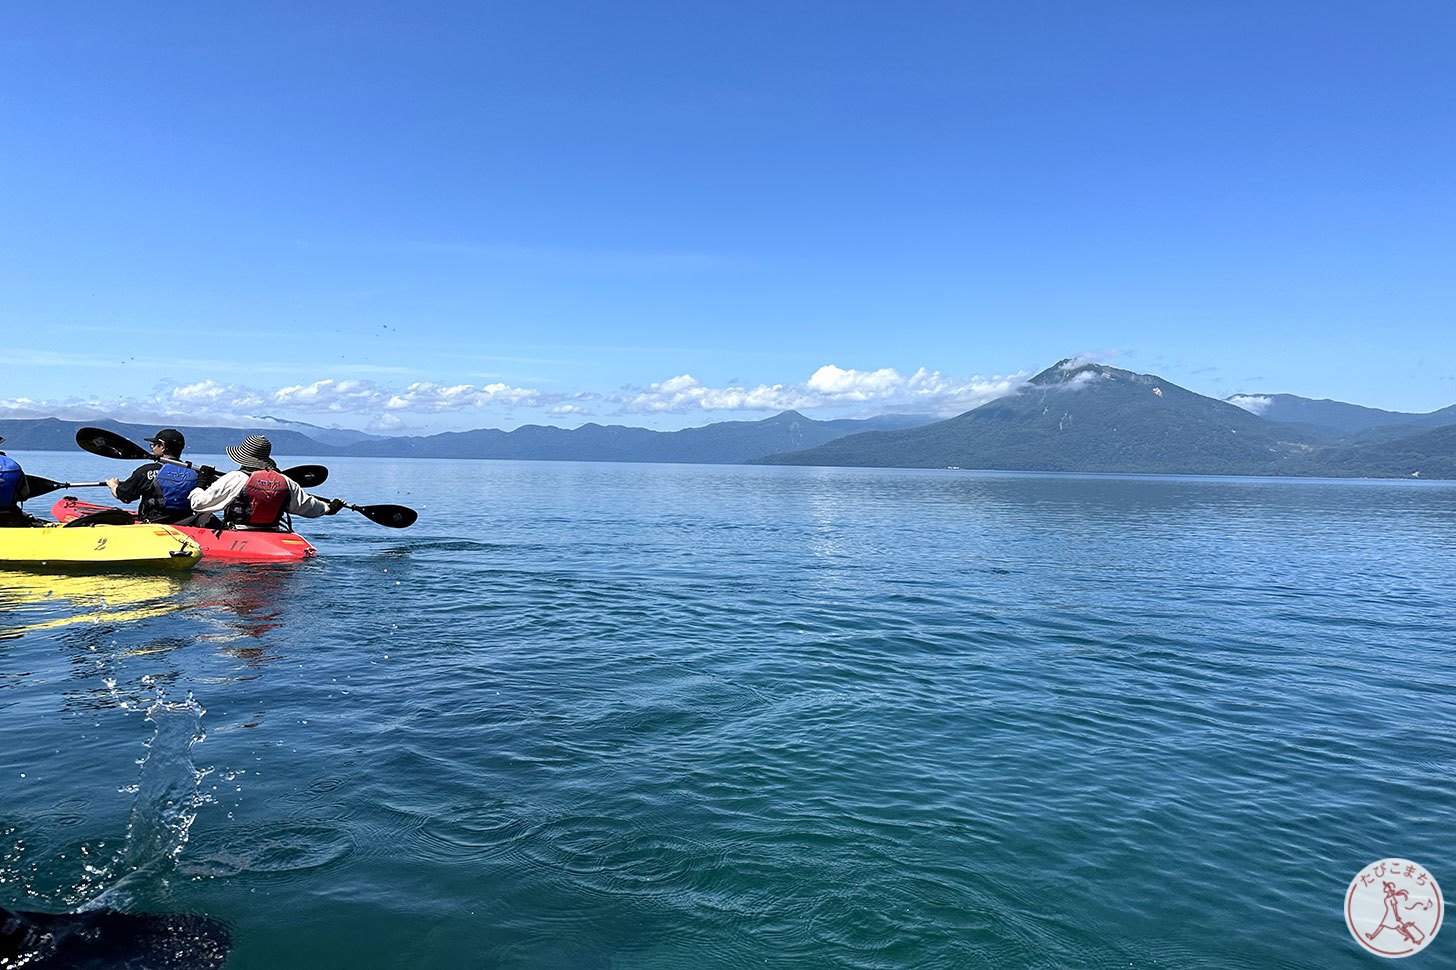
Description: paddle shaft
xmin=21 ymin=475 xmax=109 ymax=498
xmin=150 ymin=456 xmax=327 ymax=488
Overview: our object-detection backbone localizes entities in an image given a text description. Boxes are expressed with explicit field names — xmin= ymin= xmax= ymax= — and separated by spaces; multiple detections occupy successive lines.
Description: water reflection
xmin=1 ymin=566 xmax=313 ymax=718
xmin=192 ymin=568 xmax=299 ymax=661
xmin=0 ymin=566 xmax=308 ymax=647
xmin=0 ymin=570 xmax=189 ymax=639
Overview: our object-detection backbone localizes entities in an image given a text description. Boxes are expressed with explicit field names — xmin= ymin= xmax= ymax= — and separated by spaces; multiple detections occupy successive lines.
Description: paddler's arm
xmin=286 ymin=479 xmax=335 ymax=518
xmin=188 ymin=471 xmax=247 ymax=515
xmin=108 ymin=464 xmax=152 ymax=503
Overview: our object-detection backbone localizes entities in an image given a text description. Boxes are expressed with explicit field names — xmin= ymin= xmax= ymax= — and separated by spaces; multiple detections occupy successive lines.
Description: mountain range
xmin=1222 ymin=393 xmax=1456 ymax=439
xmin=0 ymin=412 xmax=933 ymax=467
xmin=759 ymin=360 xmax=1456 ymax=478
xmin=4 ymin=359 xmax=1455 ymax=478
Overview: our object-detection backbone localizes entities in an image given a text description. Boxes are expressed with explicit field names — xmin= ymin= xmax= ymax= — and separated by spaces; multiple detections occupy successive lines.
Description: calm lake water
xmin=3 ymin=455 xmax=1454 ymax=968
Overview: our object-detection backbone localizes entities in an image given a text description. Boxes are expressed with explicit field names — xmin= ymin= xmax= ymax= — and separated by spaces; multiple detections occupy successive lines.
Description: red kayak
xmin=51 ymin=498 xmax=318 ymax=563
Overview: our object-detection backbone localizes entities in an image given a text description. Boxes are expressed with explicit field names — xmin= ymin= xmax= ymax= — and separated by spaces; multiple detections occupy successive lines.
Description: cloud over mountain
xmin=1226 ymin=394 xmax=1274 ymax=415
xmin=620 ymin=365 xmax=1028 ymax=415
xmin=0 ymin=363 xmax=1029 ymax=432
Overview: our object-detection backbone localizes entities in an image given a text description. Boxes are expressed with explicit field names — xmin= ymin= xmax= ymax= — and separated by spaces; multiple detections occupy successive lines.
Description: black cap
xmin=145 ymin=428 xmax=186 ymax=453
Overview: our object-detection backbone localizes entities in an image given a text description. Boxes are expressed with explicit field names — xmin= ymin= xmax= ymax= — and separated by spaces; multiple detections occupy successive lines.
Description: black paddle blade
xmin=23 ymin=476 xmax=108 ymax=499
xmin=283 ymin=464 xmax=329 ymax=488
xmin=76 ymin=426 xmax=150 ymax=461
xmin=351 ymin=503 xmax=418 ymax=528
xmin=22 ymin=474 xmax=68 ymax=498
xmin=0 ymin=906 xmax=230 ymax=969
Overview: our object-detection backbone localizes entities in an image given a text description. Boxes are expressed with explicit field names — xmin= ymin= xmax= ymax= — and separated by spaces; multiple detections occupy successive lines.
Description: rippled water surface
xmin=3 ymin=455 xmax=1454 ymax=968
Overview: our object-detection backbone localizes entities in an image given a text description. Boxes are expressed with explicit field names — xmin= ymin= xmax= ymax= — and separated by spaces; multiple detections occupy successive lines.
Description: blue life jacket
xmin=154 ymin=463 xmax=198 ymax=510
xmin=0 ymin=454 xmax=22 ymax=510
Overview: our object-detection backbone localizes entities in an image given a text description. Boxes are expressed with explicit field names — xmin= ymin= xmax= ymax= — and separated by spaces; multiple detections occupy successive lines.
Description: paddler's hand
xmin=325 ymin=498 xmax=345 ymax=515
xmin=105 ymin=476 xmax=120 ymax=497
xmin=194 ymin=466 xmax=219 ymax=490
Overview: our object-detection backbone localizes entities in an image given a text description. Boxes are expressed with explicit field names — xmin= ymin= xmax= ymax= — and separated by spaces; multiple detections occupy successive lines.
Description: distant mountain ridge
xmin=760 ymin=360 xmax=1456 ymax=478
xmin=0 ymin=411 xmax=934 ymax=466
xmin=251 ymin=415 xmax=389 ymax=446
xmin=0 ymin=417 xmax=337 ymax=459
xmin=1225 ymin=393 xmax=1456 ymax=438
xmin=337 ymin=411 xmax=931 ymax=463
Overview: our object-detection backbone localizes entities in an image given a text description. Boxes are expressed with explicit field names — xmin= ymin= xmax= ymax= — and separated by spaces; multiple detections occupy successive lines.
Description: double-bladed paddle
xmin=22 ymin=474 xmax=108 ymax=499
xmin=336 ymin=502 xmax=418 ymax=528
xmin=74 ymin=427 xmax=329 ymax=488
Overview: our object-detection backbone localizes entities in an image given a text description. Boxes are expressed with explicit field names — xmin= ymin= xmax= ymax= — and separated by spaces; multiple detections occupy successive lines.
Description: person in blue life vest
xmin=105 ymin=428 xmax=204 ymax=525
xmin=0 ymin=435 xmax=40 ymax=527
xmin=188 ymin=434 xmax=343 ymax=531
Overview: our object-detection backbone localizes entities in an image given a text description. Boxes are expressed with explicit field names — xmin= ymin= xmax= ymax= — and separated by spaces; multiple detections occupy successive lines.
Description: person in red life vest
xmin=0 ymin=435 xmax=40 ymax=527
xmin=188 ymin=435 xmax=344 ymax=531
xmin=105 ymin=428 xmax=202 ymax=525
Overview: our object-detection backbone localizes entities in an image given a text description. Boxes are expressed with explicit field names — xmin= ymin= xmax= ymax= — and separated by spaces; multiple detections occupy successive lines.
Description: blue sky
xmin=3 ymin=2 xmax=1454 ymax=433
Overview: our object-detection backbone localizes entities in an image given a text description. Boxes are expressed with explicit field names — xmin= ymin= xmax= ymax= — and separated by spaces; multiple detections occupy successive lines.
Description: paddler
xmin=0 ymin=435 xmax=39 ymax=527
xmin=188 ymin=434 xmax=344 ymax=531
xmin=105 ymin=428 xmax=203 ymax=525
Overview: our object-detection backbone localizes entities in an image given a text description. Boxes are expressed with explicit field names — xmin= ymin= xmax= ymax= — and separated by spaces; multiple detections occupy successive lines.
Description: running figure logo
xmin=1345 ymin=859 xmax=1443 ymax=958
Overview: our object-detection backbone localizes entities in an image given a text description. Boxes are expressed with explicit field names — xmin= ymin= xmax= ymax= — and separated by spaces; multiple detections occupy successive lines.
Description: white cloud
xmin=1 ymin=362 xmax=1029 ymax=431
xmin=618 ymin=375 xmax=812 ymax=413
xmin=806 ymin=365 xmax=903 ymax=398
xmin=266 ymin=378 xmax=549 ymax=414
xmin=0 ymin=374 xmax=547 ymax=430
xmin=170 ymin=380 xmax=267 ymax=409
xmin=1061 ymin=349 xmax=1127 ymax=371
xmin=1227 ymin=394 xmax=1273 ymax=415
xmin=1060 ymin=369 xmax=1105 ymax=389
xmin=620 ymin=365 xmax=1027 ymax=416
xmin=384 ymin=381 xmax=544 ymax=412
xmin=274 ymin=379 xmax=391 ymax=411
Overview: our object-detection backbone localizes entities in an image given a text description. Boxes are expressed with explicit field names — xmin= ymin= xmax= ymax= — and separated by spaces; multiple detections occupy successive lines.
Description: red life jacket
xmin=226 ymin=469 xmax=290 ymax=528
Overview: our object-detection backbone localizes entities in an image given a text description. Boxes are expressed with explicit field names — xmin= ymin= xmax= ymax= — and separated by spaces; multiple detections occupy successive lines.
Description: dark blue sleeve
xmin=113 ymin=464 xmax=158 ymax=504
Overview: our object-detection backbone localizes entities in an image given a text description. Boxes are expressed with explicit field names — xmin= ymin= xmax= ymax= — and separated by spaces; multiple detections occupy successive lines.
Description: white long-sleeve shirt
xmin=189 ymin=470 xmax=332 ymax=520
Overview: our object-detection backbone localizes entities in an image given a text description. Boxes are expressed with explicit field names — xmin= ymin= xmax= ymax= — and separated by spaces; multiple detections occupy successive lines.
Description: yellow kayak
xmin=0 ymin=523 xmax=202 ymax=570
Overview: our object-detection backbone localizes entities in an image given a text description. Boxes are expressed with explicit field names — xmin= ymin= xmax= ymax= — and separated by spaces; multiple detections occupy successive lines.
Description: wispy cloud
xmin=0 ymin=363 xmax=1027 ymax=431
xmin=12 ymin=347 xmax=414 ymax=376
xmin=1062 ymin=348 xmax=1129 ymax=371
xmin=12 ymin=350 xmax=130 ymax=368
xmin=1227 ymin=394 xmax=1273 ymax=415
xmin=170 ymin=380 xmax=267 ymax=410
xmin=384 ymin=381 xmax=548 ymax=412
xmin=617 ymin=365 xmax=1028 ymax=416
xmin=0 ymin=376 xmax=552 ymax=430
